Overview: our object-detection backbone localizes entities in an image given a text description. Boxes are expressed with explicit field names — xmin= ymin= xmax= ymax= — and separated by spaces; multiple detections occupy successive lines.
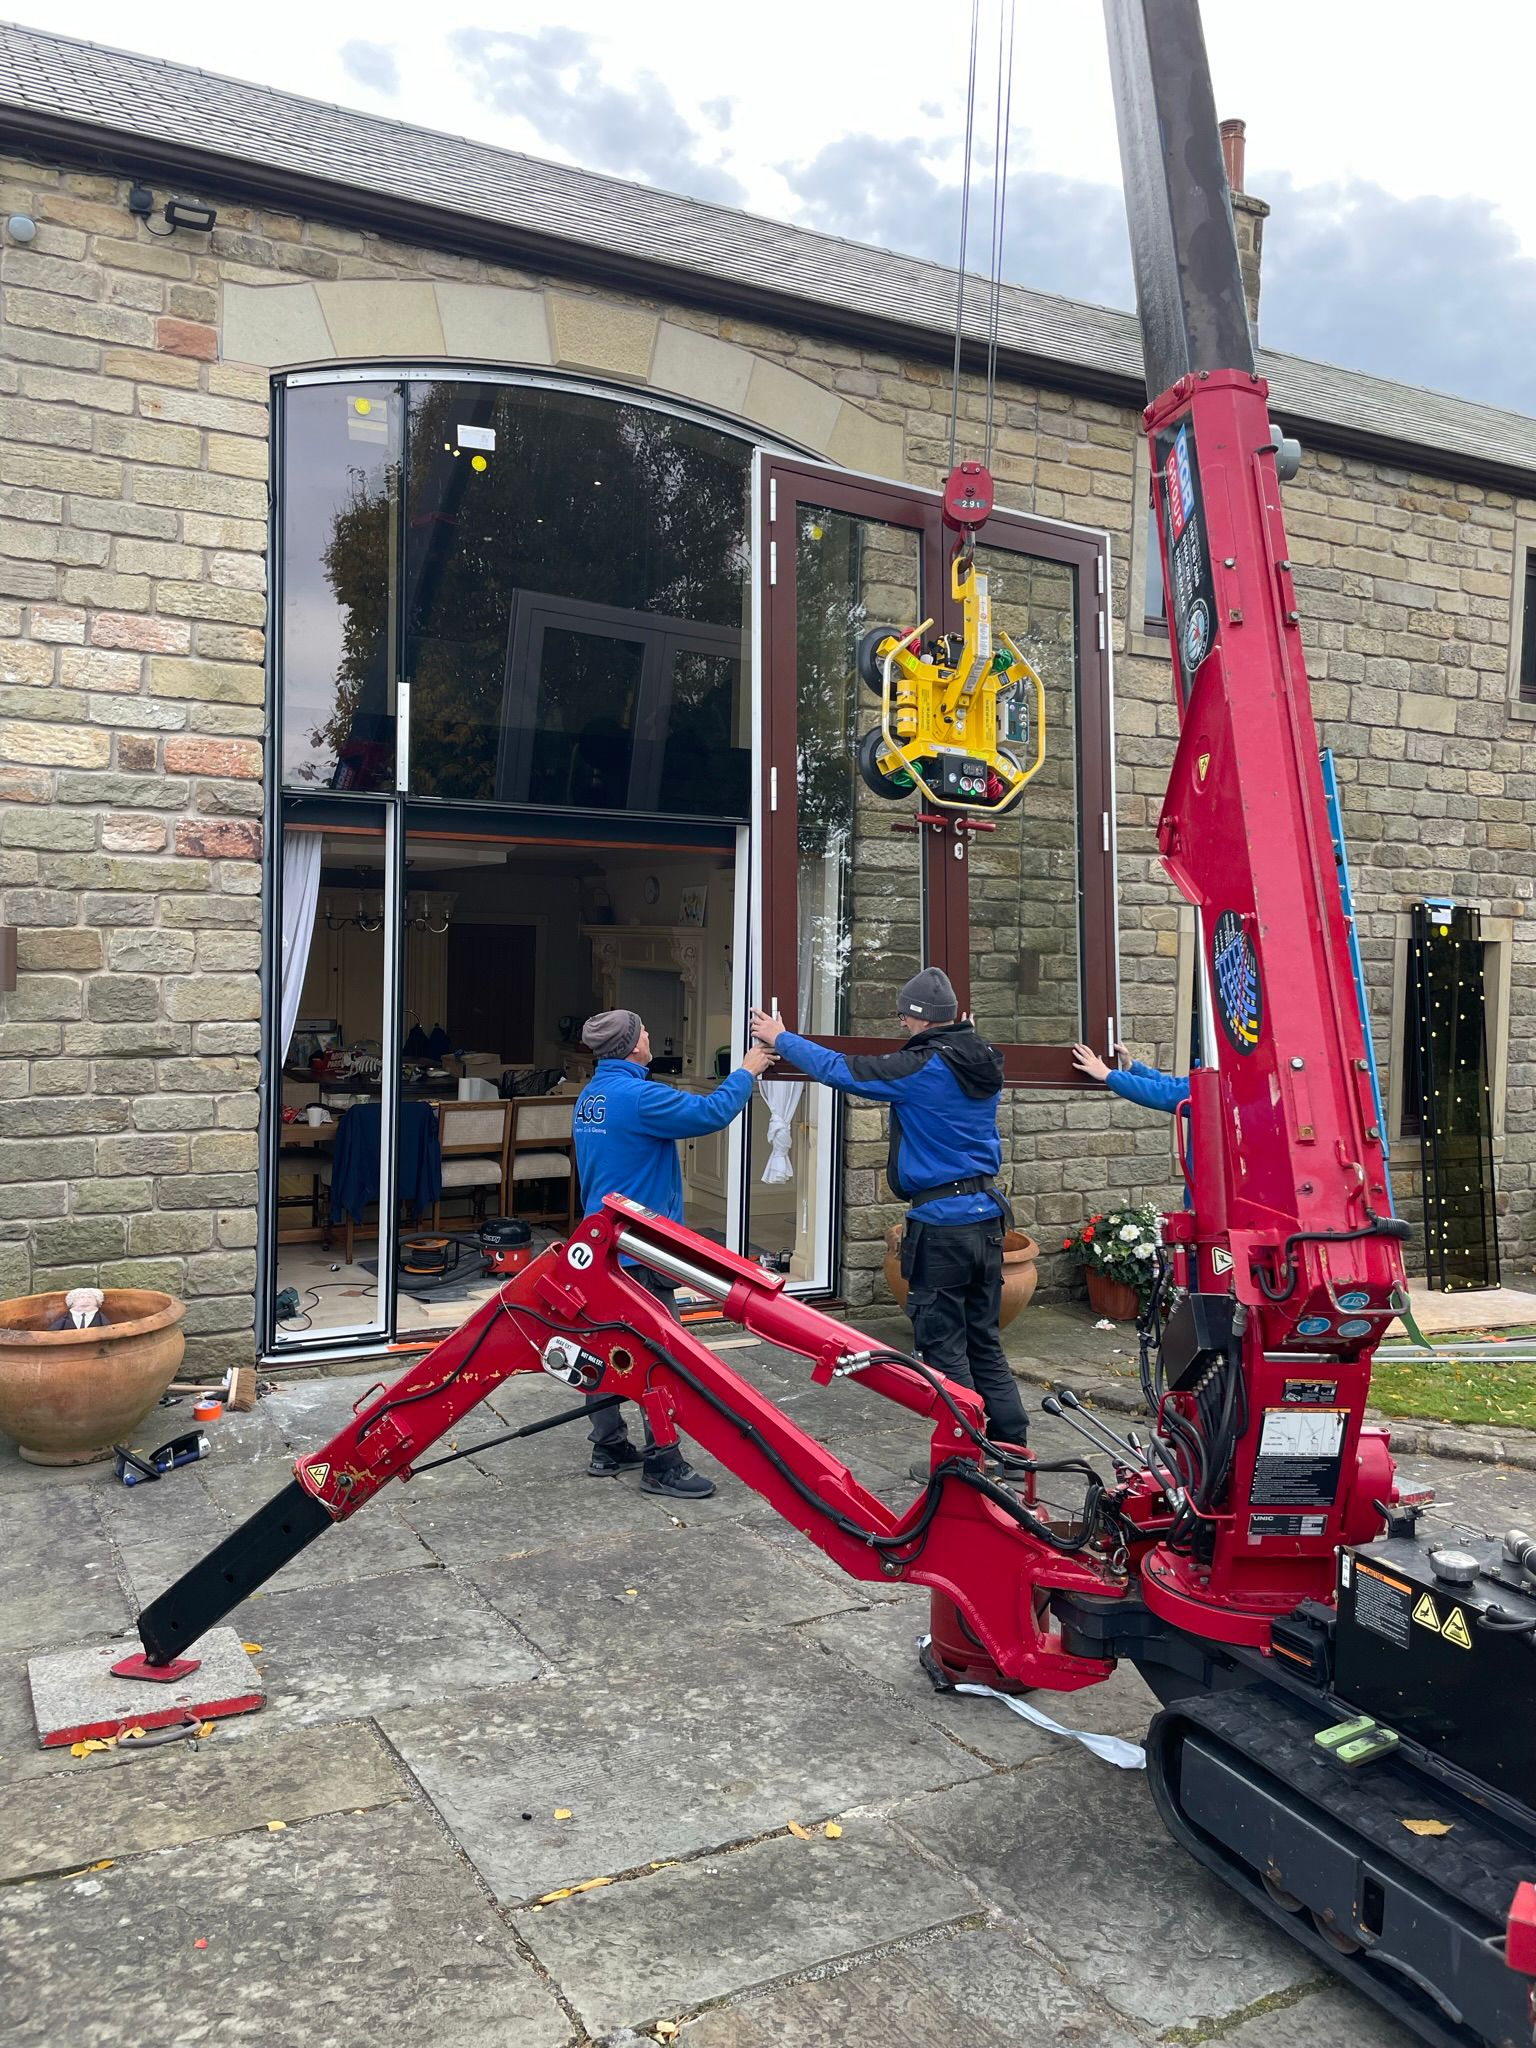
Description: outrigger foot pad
xmin=110 ymin=1653 xmax=201 ymax=1683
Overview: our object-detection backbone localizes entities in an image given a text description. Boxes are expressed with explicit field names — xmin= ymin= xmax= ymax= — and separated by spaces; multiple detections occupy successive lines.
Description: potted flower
xmin=1062 ymin=1204 xmax=1164 ymax=1321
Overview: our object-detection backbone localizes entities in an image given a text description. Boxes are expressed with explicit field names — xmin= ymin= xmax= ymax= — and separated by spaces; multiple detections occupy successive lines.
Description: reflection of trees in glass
xmin=301 ymin=463 xmax=396 ymax=785
xmin=405 ymin=384 xmax=749 ymax=801
xmin=279 ymin=383 xmax=400 ymax=791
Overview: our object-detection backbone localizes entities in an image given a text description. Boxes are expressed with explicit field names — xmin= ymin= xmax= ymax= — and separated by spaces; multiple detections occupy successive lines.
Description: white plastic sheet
xmin=917 ymin=1634 xmax=1145 ymax=1769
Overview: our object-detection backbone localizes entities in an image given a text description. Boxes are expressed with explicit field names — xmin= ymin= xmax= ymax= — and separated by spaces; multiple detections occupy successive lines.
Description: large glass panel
xmin=965 ymin=546 xmax=1083 ymax=1045
xmin=271 ymin=815 xmax=395 ymax=1345
xmin=404 ymin=383 xmax=750 ymax=814
xmin=279 ymin=383 xmax=400 ymax=792
xmin=794 ymin=508 xmax=924 ymax=1036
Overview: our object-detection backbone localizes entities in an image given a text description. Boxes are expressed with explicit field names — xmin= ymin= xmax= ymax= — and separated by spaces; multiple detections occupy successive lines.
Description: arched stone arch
xmin=222 ymin=279 xmax=902 ymax=474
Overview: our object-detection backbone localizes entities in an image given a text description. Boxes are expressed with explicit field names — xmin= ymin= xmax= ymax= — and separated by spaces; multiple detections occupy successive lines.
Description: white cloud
xmin=338 ymin=38 xmax=399 ymax=97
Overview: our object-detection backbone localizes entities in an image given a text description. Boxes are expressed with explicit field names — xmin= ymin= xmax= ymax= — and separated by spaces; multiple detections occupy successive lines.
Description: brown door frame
xmin=757 ymin=455 xmax=1116 ymax=1083
xmin=759 ymin=459 xmax=950 ymax=1054
xmin=940 ymin=503 xmax=1117 ymax=1087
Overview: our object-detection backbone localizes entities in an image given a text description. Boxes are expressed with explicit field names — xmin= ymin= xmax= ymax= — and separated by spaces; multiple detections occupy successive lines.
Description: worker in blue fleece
xmin=1072 ymin=1040 xmax=1193 ymax=1200
xmin=574 ymin=1007 xmax=772 ymax=1499
xmin=1071 ymin=1040 xmax=1188 ymax=1112
xmin=751 ymin=968 xmax=1031 ymax=1478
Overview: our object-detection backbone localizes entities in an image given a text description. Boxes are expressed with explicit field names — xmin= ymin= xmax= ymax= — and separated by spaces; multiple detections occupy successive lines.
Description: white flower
xmin=1119 ymin=1224 xmax=1139 ymax=1242
xmin=1137 ymin=1244 xmax=1153 ymax=1259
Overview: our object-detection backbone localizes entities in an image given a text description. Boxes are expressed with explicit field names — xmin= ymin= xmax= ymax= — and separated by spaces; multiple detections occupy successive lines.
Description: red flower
xmin=1061 ymin=1238 xmax=1072 ymax=1251
xmin=1082 ymin=1226 xmax=1095 ymax=1242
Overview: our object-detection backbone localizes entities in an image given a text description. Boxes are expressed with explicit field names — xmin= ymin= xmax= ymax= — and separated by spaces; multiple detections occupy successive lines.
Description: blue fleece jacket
xmin=1105 ymin=1060 xmax=1189 ymax=1115
xmin=775 ymin=1025 xmax=1004 ymax=1225
xmin=574 ymin=1061 xmax=754 ymax=1244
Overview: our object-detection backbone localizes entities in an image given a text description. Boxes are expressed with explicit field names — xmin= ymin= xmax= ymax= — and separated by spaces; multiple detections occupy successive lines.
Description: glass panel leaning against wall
xmin=279 ymin=384 xmax=401 ymax=793
xmin=403 ymin=382 xmax=753 ymax=815
xmin=966 ymin=547 xmax=1083 ymax=1045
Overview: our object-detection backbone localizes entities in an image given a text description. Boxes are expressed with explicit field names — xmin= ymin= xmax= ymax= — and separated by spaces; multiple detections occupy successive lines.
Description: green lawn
xmin=1370 ymin=1332 xmax=1536 ymax=1430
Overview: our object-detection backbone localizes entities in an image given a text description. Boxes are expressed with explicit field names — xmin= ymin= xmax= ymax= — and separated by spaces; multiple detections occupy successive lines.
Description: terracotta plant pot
xmin=884 ymin=1225 xmax=1040 ymax=1330
xmin=1085 ymin=1267 xmax=1142 ymax=1322
xmin=0 ymin=1289 xmax=187 ymax=1466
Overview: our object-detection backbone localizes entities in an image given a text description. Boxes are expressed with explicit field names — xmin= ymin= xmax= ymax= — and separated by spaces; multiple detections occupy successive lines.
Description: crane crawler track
xmin=1145 ymin=1686 xmax=1536 ymax=2048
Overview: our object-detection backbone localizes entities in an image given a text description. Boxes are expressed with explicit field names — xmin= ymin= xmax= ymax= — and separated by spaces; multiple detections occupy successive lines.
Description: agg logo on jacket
xmin=576 ymin=1095 xmax=606 ymax=1127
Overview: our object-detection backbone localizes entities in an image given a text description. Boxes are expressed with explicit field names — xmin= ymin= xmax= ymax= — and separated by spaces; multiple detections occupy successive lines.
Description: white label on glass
xmin=457 ymin=424 xmax=496 ymax=450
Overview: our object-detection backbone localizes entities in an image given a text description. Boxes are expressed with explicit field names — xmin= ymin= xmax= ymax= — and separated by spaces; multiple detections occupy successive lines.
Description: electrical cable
xmin=946 ymin=0 xmax=982 ymax=474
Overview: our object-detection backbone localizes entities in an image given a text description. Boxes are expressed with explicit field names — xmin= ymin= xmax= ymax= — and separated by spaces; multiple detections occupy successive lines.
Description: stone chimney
xmin=1219 ymin=118 xmax=1269 ymax=334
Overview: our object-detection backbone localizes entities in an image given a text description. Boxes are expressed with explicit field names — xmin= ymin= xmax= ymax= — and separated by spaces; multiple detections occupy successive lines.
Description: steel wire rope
xmin=946 ymin=0 xmax=982 ymax=474
xmin=982 ymin=0 xmax=1018 ymax=470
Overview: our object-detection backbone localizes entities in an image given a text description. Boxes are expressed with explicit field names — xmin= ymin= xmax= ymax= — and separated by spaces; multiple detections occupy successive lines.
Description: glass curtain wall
xmin=269 ymin=375 xmax=755 ymax=1351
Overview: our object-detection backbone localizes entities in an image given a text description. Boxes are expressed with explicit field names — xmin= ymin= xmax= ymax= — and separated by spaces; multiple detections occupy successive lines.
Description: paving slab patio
xmin=381 ymin=1628 xmax=988 ymax=1908
xmin=513 ymin=1813 xmax=978 ymax=2036
xmin=0 ymin=1804 xmax=571 ymax=2048
xmin=2 ymin=1717 xmax=403 ymax=1882
xmin=7 ymin=1346 xmax=1530 ymax=2047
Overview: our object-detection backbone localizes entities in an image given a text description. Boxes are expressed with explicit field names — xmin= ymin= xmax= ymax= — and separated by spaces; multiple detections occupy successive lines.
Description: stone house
xmin=0 ymin=25 xmax=1531 ymax=1370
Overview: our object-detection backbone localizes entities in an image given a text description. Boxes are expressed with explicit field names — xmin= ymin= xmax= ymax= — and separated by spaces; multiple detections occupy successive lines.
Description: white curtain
xmin=759 ymin=1076 xmax=804 ymax=1184
xmin=279 ymin=831 xmax=324 ymax=1063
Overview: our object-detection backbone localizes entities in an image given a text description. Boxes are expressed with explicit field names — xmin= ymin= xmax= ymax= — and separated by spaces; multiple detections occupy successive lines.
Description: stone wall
xmin=1 ymin=146 xmax=1532 ymax=1349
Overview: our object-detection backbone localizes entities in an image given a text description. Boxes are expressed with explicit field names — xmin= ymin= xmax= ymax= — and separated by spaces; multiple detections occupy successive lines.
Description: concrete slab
xmin=681 ymin=1918 xmax=1146 ymax=2048
xmin=98 ymin=1473 xmax=233 ymax=1605
xmin=3 ymin=1719 xmax=403 ymax=1882
xmin=382 ymin=1631 xmax=986 ymax=1906
xmin=0 ymin=1488 xmax=131 ymax=1654
xmin=469 ymin=1521 xmax=862 ymax=1671
xmin=1219 ymin=1981 xmax=1414 ymax=2047
xmin=0 ymin=1804 xmax=572 ymax=2048
xmin=799 ymin=1597 xmax=1156 ymax=1766
xmin=196 ymin=1463 xmax=433 ymax=1590
xmin=225 ymin=1567 xmax=542 ymax=1727
xmin=396 ymin=1472 xmax=679 ymax=1564
xmin=892 ymin=1757 xmax=1314 ymax=2031
xmin=27 ymin=1626 xmax=263 ymax=1747
xmin=515 ymin=1814 xmax=977 ymax=2036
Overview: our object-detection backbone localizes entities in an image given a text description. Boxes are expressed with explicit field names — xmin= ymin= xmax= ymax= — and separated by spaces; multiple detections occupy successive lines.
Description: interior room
xmin=271 ymin=825 xmax=805 ymax=1344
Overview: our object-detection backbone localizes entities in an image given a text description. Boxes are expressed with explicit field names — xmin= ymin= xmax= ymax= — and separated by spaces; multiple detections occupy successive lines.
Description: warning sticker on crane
xmin=1212 ymin=911 xmax=1263 ymax=1054
xmin=1154 ymin=416 xmax=1219 ymax=695
xmin=1250 ymin=1407 xmax=1346 ymax=1509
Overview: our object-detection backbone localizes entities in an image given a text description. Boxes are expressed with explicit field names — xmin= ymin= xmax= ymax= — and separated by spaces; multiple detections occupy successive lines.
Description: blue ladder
xmin=1319 ymin=749 xmax=1393 ymax=1214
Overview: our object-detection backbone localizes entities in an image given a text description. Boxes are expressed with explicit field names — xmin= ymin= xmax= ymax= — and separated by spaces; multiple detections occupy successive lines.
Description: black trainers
xmin=640 ymin=1458 xmax=716 ymax=1500
xmin=588 ymin=1441 xmax=645 ymax=1477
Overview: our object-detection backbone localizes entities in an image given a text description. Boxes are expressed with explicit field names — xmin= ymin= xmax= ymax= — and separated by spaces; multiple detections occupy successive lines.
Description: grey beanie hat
xmin=897 ymin=967 xmax=958 ymax=1021
xmin=582 ymin=1008 xmax=643 ymax=1060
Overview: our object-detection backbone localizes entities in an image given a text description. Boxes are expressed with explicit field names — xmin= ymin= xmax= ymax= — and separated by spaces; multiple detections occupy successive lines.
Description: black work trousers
xmin=587 ymin=1262 xmax=682 ymax=1470
xmin=902 ymin=1217 xmax=1030 ymax=1446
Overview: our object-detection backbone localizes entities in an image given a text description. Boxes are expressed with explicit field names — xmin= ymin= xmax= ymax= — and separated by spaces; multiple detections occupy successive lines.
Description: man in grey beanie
xmin=752 ymin=967 xmax=1030 ymax=1475
xmin=573 ymin=1009 xmax=772 ymax=1498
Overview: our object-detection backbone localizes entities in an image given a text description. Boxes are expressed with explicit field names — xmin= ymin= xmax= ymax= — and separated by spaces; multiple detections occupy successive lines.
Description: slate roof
xmin=2 ymin=19 xmax=1533 ymax=488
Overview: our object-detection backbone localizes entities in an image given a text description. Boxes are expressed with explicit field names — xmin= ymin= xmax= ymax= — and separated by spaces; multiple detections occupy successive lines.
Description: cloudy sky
xmin=28 ymin=0 xmax=1536 ymax=416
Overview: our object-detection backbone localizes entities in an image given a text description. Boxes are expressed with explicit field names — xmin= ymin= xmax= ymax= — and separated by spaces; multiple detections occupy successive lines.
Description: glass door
xmin=753 ymin=454 xmax=1116 ymax=1290
xmin=266 ymin=803 xmax=402 ymax=1349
